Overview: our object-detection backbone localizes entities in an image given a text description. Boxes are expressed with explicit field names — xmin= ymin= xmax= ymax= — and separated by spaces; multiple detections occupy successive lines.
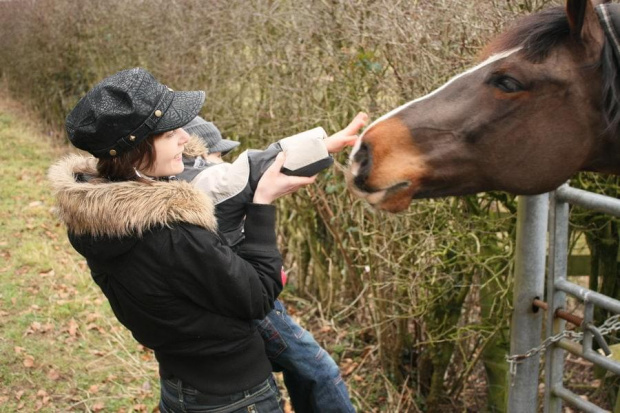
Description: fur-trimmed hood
xmin=48 ymin=154 xmax=217 ymax=238
xmin=184 ymin=135 xmax=209 ymax=158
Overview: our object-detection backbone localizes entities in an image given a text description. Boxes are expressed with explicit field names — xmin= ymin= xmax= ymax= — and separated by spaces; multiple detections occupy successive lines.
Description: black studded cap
xmin=66 ymin=68 xmax=205 ymax=158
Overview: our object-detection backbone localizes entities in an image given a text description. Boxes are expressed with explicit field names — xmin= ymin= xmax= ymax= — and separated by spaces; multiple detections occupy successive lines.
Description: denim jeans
xmin=159 ymin=375 xmax=282 ymax=413
xmin=255 ymin=300 xmax=356 ymax=413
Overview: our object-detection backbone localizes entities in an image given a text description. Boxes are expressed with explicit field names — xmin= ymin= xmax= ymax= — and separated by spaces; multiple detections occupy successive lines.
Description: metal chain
xmin=597 ymin=314 xmax=620 ymax=336
xmin=506 ymin=314 xmax=620 ymax=385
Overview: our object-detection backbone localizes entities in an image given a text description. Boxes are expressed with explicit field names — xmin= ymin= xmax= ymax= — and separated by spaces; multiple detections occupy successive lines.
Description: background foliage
xmin=5 ymin=0 xmax=617 ymax=411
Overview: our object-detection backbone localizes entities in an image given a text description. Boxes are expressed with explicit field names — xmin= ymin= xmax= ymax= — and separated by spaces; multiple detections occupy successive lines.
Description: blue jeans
xmin=159 ymin=375 xmax=282 ymax=413
xmin=255 ymin=300 xmax=356 ymax=413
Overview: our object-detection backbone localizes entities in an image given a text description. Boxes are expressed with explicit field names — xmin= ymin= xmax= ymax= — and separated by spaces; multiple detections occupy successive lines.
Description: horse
xmin=347 ymin=0 xmax=620 ymax=212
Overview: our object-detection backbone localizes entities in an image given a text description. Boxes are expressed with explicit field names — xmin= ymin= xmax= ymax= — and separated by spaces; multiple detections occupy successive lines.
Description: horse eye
xmin=492 ymin=75 xmax=524 ymax=93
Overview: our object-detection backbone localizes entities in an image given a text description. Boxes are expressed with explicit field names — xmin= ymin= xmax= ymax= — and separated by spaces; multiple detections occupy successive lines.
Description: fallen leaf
xmin=39 ymin=269 xmax=55 ymax=277
xmin=92 ymin=402 xmax=105 ymax=411
xmin=23 ymin=355 xmax=35 ymax=368
xmin=68 ymin=319 xmax=78 ymax=337
xmin=86 ymin=312 xmax=101 ymax=322
xmin=340 ymin=358 xmax=358 ymax=376
xmin=140 ymin=352 xmax=153 ymax=362
xmin=44 ymin=231 xmax=57 ymax=241
xmin=47 ymin=369 xmax=60 ymax=380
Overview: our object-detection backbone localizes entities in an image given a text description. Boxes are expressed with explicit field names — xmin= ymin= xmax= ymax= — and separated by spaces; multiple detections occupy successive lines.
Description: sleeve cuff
xmin=243 ymin=203 xmax=278 ymax=247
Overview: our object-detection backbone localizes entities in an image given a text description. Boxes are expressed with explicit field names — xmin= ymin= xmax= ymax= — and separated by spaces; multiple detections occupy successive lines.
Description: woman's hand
xmin=253 ymin=153 xmax=317 ymax=204
xmin=324 ymin=112 xmax=369 ymax=153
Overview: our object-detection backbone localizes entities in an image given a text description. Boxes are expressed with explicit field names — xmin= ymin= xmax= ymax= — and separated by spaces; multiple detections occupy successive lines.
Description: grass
xmin=0 ymin=95 xmax=160 ymax=412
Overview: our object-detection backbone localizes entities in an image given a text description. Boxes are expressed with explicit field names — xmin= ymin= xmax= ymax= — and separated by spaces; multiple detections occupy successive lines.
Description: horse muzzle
xmin=347 ymin=121 xmax=428 ymax=212
xmin=345 ymin=162 xmax=415 ymax=212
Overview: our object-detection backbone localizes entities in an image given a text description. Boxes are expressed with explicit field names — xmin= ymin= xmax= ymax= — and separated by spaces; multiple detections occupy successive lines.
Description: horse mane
xmin=487 ymin=8 xmax=570 ymax=63
xmin=601 ymin=40 xmax=620 ymax=138
xmin=486 ymin=7 xmax=620 ymax=139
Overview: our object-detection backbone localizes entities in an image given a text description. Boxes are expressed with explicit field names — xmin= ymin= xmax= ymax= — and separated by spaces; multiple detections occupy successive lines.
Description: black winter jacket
xmin=48 ymin=155 xmax=282 ymax=395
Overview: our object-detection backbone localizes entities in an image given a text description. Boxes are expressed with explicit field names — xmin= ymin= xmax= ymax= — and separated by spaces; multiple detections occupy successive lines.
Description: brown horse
xmin=347 ymin=0 xmax=620 ymax=212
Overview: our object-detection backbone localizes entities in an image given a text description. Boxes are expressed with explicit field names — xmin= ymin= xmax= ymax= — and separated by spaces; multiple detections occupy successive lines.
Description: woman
xmin=49 ymin=67 xmax=316 ymax=412
xmin=179 ymin=115 xmax=366 ymax=412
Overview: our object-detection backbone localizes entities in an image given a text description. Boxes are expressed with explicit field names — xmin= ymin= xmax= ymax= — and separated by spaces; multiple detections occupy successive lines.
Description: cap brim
xmin=210 ymin=139 xmax=240 ymax=154
xmin=152 ymin=90 xmax=205 ymax=134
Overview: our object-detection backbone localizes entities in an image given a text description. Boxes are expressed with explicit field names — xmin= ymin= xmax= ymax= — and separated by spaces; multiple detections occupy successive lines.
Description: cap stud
xmin=109 ymin=149 xmax=117 ymax=156
xmin=154 ymin=110 xmax=163 ymax=117
xmin=129 ymin=135 xmax=136 ymax=142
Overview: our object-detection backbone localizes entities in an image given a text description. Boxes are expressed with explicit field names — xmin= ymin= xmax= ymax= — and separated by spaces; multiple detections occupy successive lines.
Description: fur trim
xmin=184 ymin=135 xmax=209 ymax=158
xmin=48 ymin=155 xmax=217 ymax=237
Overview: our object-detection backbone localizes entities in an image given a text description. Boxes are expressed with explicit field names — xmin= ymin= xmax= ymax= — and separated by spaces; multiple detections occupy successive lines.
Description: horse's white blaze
xmin=349 ymin=47 xmax=522 ymax=169
xmin=366 ymin=47 xmax=522 ymax=131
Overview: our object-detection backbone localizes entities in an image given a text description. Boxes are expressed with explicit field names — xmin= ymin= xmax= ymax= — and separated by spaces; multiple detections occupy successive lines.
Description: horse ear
xmin=566 ymin=0 xmax=605 ymax=58
xmin=566 ymin=0 xmax=587 ymax=36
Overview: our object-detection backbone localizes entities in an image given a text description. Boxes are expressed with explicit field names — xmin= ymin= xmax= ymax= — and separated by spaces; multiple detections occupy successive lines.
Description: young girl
xmin=49 ymin=67 xmax=316 ymax=412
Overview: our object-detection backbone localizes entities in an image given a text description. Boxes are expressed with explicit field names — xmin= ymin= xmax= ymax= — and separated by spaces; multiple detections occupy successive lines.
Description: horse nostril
xmin=354 ymin=142 xmax=370 ymax=169
xmin=353 ymin=142 xmax=373 ymax=191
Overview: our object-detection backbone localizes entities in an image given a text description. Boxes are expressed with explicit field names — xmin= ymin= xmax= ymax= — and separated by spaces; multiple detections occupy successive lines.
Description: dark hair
xmin=96 ymin=135 xmax=156 ymax=183
xmin=489 ymin=7 xmax=570 ymax=63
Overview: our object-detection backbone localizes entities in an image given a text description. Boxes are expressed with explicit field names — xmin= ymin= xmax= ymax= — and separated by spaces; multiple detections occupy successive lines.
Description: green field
xmin=0 ymin=97 xmax=161 ymax=412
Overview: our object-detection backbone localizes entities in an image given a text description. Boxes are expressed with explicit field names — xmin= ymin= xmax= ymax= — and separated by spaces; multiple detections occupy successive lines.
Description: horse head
xmin=348 ymin=0 xmax=620 ymax=212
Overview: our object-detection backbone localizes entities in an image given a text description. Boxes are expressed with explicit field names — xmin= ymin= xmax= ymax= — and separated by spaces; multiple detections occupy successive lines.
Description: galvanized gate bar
xmin=508 ymin=194 xmax=548 ymax=412
xmin=552 ymin=386 xmax=609 ymax=413
xmin=556 ymin=184 xmax=620 ymax=215
xmin=583 ymin=303 xmax=595 ymax=355
xmin=555 ymin=338 xmax=620 ymax=375
xmin=544 ymin=194 xmax=568 ymax=413
xmin=554 ymin=279 xmax=620 ymax=313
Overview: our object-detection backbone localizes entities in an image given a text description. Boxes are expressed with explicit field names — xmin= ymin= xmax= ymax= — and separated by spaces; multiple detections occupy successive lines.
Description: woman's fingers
xmin=325 ymin=112 xmax=369 ymax=153
xmin=254 ymin=153 xmax=317 ymax=203
xmin=343 ymin=112 xmax=369 ymax=135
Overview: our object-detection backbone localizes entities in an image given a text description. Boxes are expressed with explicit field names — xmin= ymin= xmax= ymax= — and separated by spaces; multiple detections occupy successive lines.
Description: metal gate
xmin=507 ymin=184 xmax=620 ymax=413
